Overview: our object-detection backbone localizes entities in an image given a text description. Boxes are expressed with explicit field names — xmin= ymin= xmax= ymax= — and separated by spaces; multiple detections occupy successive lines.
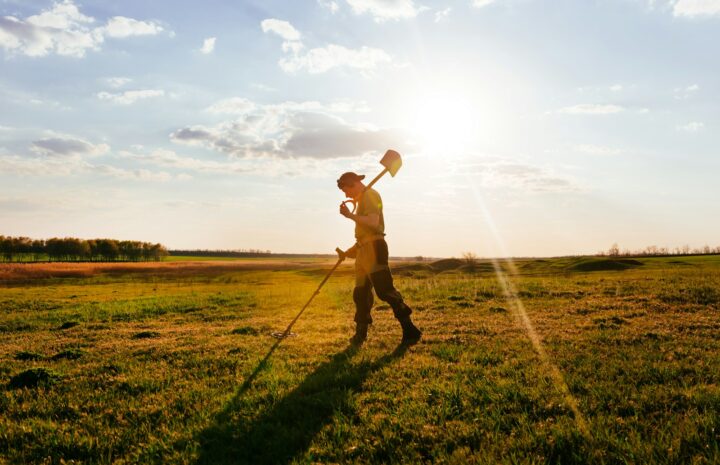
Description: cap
xmin=337 ymin=172 xmax=365 ymax=188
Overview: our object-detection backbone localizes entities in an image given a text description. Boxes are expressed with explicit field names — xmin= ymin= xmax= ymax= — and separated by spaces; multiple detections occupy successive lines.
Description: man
xmin=337 ymin=171 xmax=422 ymax=345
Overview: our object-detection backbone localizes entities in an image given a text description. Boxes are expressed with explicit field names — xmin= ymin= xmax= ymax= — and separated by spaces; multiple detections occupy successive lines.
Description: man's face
xmin=340 ymin=181 xmax=362 ymax=199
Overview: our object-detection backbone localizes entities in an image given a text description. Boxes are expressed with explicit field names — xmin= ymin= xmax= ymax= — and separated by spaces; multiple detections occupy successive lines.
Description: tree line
xmin=600 ymin=243 xmax=720 ymax=257
xmin=169 ymin=249 xmax=273 ymax=258
xmin=0 ymin=235 xmax=168 ymax=262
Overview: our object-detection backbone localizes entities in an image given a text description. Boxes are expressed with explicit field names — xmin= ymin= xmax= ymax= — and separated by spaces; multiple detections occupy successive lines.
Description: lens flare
xmin=468 ymin=181 xmax=589 ymax=436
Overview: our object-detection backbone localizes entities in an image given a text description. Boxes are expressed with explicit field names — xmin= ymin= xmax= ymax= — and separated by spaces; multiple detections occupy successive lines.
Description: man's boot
xmin=399 ymin=316 xmax=422 ymax=344
xmin=349 ymin=322 xmax=368 ymax=345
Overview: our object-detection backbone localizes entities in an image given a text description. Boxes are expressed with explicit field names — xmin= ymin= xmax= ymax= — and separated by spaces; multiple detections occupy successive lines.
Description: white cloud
xmin=205 ymin=97 xmax=256 ymax=115
xmin=318 ymin=0 xmax=340 ymax=13
xmin=0 ymin=0 xmax=163 ymax=58
xmin=0 ymin=150 xmax=178 ymax=181
xmin=458 ymin=158 xmax=580 ymax=193
xmin=251 ymin=83 xmax=277 ymax=92
xmin=260 ymin=19 xmax=301 ymax=41
xmin=557 ymin=104 xmax=625 ymax=115
xmin=435 ymin=7 xmax=452 ymax=22
xmin=261 ymin=18 xmax=391 ymax=74
xmin=200 ymin=36 xmax=216 ymax=54
xmin=674 ymin=83 xmax=699 ymax=99
xmin=97 ymin=89 xmax=165 ymax=105
xmin=279 ymin=44 xmax=391 ymax=74
xmin=472 ymin=0 xmax=496 ymax=8
xmin=170 ymin=98 xmax=405 ymax=159
xmin=120 ymin=148 xmax=250 ymax=174
xmin=573 ymin=144 xmax=624 ymax=156
xmin=609 ymin=84 xmax=623 ymax=92
xmin=345 ymin=0 xmax=419 ymax=21
xmin=105 ymin=77 xmax=132 ymax=88
xmin=673 ymin=0 xmax=720 ymax=17
xmin=676 ymin=121 xmax=704 ymax=132
xmin=99 ymin=16 xmax=163 ymax=38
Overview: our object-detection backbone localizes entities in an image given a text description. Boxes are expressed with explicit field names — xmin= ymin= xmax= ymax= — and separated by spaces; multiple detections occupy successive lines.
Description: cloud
xmin=279 ymin=44 xmax=391 ymax=73
xmin=435 ymin=8 xmax=452 ymax=22
xmin=0 ymin=151 xmax=177 ymax=181
xmin=105 ymin=77 xmax=132 ymax=88
xmin=609 ymin=84 xmax=623 ymax=92
xmin=97 ymin=89 xmax=165 ymax=104
xmin=573 ymin=144 xmax=623 ymax=156
xmin=200 ymin=36 xmax=216 ymax=54
xmin=318 ymin=0 xmax=340 ymax=13
xmin=0 ymin=0 xmax=163 ymax=58
xmin=99 ymin=16 xmax=163 ymax=38
xmin=673 ymin=0 xmax=720 ymax=17
xmin=30 ymin=136 xmax=109 ymax=157
xmin=556 ymin=104 xmax=625 ymax=115
xmin=459 ymin=159 xmax=580 ymax=193
xmin=472 ymin=0 xmax=496 ymax=8
xmin=120 ymin=148 xmax=250 ymax=174
xmin=171 ymin=98 xmax=405 ymax=159
xmin=676 ymin=121 xmax=704 ymax=132
xmin=261 ymin=19 xmax=301 ymax=41
xmin=205 ymin=97 xmax=256 ymax=115
xmin=261 ymin=18 xmax=391 ymax=74
xmin=674 ymin=83 xmax=699 ymax=99
xmin=345 ymin=0 xmax=419 ymax=21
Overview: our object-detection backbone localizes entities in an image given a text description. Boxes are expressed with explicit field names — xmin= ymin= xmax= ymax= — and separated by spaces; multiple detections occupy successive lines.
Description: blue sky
xmin=1 ymin=0 xmax=718 ymax=257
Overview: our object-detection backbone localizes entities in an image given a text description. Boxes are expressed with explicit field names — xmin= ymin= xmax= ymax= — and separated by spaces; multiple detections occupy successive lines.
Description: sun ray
xmin=467 ymin=180 xmax=589 ymax=437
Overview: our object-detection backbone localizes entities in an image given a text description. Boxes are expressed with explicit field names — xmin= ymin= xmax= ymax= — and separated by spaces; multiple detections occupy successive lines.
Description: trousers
xmin=353 ymin=238 xmax=412 ymax=324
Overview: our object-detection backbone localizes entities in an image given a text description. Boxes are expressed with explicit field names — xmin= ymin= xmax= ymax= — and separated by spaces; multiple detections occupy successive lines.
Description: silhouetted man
xmin=337 ymin=171 xmax=422 ymax=345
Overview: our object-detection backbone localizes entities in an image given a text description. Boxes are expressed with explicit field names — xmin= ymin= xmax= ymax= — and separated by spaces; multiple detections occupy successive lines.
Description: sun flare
xmin=408 ymin=93 xmax=480 ymax=156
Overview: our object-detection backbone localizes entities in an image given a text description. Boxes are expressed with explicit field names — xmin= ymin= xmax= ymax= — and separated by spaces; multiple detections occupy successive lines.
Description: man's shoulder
xmin=363 ymin=188 xmax=382 ymax=200
xmin=360 ymin=188 xmax=382 ymax=211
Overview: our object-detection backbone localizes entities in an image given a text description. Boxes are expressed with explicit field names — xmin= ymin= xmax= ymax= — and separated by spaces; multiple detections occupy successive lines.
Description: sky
xmin=1 ymin=0 xmax=718 ymax=257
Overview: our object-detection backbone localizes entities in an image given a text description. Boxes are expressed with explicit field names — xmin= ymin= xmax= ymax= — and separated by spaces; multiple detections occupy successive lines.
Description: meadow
xmin=1 ymin=255 xmax=719 ymax=464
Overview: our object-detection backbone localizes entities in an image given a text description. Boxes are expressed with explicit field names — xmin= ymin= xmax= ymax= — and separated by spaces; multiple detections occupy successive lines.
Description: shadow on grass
xmin=195 ymin=343 xmax=409 ymax=465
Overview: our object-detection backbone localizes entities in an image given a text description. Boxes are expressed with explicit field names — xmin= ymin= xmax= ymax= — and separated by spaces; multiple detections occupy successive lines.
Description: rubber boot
xmin=349 ymin=323 xmax=368 ymax=345
xmin=399 ymin=316 xmax=422 ymax=345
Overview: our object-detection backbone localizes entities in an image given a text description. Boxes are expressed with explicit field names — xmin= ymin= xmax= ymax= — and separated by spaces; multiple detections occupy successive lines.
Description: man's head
xmin=337 ymin=172 xmax=365 ymax=198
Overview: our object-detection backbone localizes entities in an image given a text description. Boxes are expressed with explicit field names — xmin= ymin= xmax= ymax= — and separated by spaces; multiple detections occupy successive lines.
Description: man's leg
xmin=351 ymin=252 xmax=374 ymax=344
xmin=368 ymin=240 xmax=422 ymax=344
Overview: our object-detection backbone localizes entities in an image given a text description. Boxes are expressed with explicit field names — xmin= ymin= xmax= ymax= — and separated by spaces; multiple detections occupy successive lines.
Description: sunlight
xmin=408 ymin=93 xmax=480 ymax=156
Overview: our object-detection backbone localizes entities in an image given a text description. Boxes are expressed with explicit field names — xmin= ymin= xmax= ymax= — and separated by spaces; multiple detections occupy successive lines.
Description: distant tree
xmin=0 ymin=236 xmax=11 ymax=262
xmin=462 ymin=252 xmax=478 ymax=266
xmin=608 ymin=243 xmax=620 ymax=257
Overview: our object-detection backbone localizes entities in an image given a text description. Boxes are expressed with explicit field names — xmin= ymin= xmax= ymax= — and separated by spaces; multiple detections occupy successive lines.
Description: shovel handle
xmin=365 ymin=167 xmax=389 ymax=190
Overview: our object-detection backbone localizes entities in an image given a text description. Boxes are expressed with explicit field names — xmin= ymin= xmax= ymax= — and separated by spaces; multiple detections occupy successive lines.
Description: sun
xmin=408 ymin=93 xmax=480 ymax=156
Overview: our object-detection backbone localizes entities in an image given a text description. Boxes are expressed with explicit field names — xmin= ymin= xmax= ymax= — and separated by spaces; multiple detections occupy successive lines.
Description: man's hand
xmin=339 ymin=202 xmax=354 ymax=219
xmin=344 ymin=244 xmax=357 ymax=259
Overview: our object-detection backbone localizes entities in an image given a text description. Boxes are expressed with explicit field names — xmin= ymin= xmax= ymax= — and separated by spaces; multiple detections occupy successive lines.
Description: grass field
xmin=1 ymin=255 xmax=719 ymax=464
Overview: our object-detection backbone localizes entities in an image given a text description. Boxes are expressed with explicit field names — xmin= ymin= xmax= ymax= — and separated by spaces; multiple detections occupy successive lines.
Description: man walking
xmin=337 ymin=171 xmax=422 ymax=345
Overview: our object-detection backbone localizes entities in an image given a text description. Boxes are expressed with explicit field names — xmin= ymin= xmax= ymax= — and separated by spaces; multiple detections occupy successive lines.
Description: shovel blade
xmin=380 ymin=149 xmax=402 ymax=177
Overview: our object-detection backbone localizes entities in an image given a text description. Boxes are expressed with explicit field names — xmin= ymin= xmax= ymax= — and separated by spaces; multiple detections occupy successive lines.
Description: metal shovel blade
xmin=380 ymin=149 xmax=402 ymax=177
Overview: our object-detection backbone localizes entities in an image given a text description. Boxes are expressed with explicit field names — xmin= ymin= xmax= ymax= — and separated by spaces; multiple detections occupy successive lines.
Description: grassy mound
xmin=569 ymin=258 xmax=644 ymax=272
xmin=9 ymin=368 xmax=61 ymax=389
xmin=430 ymin=258 xmax=464 ymax=272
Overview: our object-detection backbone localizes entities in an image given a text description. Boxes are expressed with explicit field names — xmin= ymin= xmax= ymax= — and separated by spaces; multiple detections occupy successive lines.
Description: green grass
xmin=1 ymin=256 xmax=719 ymax=464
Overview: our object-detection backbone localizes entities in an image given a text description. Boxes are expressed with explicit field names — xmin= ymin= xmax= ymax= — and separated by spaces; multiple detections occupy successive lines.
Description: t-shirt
xmin=355 ymin=188 xmax=385 ymax=240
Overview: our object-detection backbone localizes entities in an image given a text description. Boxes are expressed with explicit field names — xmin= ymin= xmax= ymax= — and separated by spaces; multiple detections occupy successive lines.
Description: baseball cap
xmin=337 ymin=172 xmax=365 ymax=188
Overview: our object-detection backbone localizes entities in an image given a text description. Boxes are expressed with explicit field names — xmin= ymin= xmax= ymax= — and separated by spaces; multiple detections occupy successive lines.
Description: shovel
xmin=342 ymin=149 xmax=402 ymax=214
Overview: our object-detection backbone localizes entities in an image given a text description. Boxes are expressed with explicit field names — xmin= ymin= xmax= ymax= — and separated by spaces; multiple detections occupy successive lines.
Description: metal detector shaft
xmin=274 ymin=248 xmax=346 ymax=338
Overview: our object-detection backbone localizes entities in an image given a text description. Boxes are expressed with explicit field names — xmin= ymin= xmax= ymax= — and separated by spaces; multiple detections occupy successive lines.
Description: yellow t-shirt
xmin=355 ymin=188 xmax=385 ymax=240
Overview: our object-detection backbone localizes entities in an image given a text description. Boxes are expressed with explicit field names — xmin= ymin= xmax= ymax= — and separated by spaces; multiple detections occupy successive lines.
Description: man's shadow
xmin=195 ymin=343 xmax=409 ymax=465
